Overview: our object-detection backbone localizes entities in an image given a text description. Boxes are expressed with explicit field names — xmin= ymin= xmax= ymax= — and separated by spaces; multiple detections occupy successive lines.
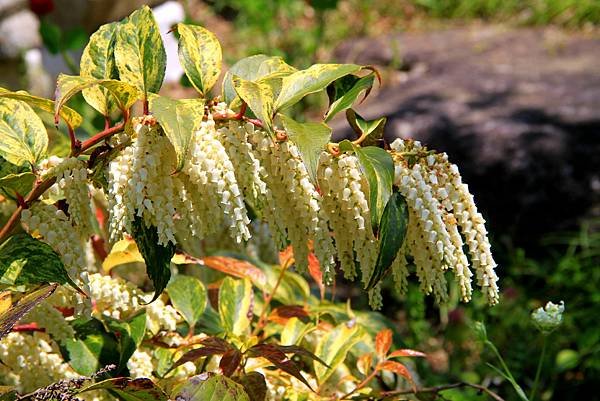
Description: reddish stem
xmin=0 ymin=122 xmax=125 ymax=243
xmin=12 ymin=323 xmax=44 ymax=332
xmin=67 ymin=124 xmax=82 ymax=156
xmin=143 ymin=99 xmax=149 ymax=115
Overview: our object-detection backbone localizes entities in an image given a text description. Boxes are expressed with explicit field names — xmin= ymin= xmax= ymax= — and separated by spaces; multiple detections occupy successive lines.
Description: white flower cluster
xmin=127 ymin=349 xmax=154 ymax=378
xmin=145 ymin=295 xmax=181 ymax=334
xmin=107 ymin=116 xmax=177 ymax=245
xmin=24 ymin=301 xmax=74 ymax=344
xmin=0 ymin=332 xmax=78 ymax=392
xmin=218 ymin=121 xmax=267 ymax=207
xmin=106 ymin=116 xmax=252 ymax=247
xmin=252 ymin=133 xmax=336 ymax=281
xmin=390 ymin=138 xmax=499 ymax=304
xmin=87 ymin=273 xmax=142 ymax=319
xmin=318 ymin=152 xmax=380 ymax=306
xmin=44 ymin=157 xmax=93 ymax=237
xmin=21 ymin=203 xmax=90 ymax=288
xmin=531 ymin=300 xmax=565 ymax=334
xmin=86 ymin=273 xmax=181 ymax=334
xmin=181 ymin=116 xmax=251 ymax=243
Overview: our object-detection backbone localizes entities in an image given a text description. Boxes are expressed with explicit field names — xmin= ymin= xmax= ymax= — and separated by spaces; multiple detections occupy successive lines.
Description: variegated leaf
xmin=232 ymin=75 xmax=274 ymax=133
xmin=177 ymin=23 xmax=222 ymax=95
xmin=0 ymin=87 xmax=82 ymax=128
xmin=275 ymin=63 xmax=362 ymax=112
xmin=0 ymin=98 xmax=47 ymax=166
xmin=148 ymin=95 xmax=205 ymax=172
xmin=55 ymin=74 xmax=140 ymax=119
xmin=80 ymin=22 xmax=119 ymax=116
xmin=114 ymin=6 xmax=166 ymax=98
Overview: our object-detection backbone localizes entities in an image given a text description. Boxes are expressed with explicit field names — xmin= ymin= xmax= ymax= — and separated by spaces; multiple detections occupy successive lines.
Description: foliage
xmin=0 ymin=4 xmax=523 ymax=401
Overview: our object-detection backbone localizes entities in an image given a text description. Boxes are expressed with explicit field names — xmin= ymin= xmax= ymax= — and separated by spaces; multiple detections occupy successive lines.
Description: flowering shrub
xmin=0 ymin=5 xmax=501 ymax=401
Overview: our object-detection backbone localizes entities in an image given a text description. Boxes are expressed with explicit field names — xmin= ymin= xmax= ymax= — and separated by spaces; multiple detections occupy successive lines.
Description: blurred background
xmin=1 ymin=0 xmax=599 ymax=399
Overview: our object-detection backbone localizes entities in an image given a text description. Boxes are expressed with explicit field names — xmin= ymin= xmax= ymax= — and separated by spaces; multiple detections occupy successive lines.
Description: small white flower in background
xmin=531 ymin=301 xmax=565 ymax=334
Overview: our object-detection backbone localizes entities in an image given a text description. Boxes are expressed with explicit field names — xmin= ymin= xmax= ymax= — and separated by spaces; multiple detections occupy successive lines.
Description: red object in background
xmin=29 ymin=0 xmax=54 ymax=15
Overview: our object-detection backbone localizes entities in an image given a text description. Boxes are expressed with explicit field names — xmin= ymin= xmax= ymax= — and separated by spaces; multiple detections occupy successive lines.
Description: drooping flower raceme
xmin=390 ymin=138 xmax=499 ymax=305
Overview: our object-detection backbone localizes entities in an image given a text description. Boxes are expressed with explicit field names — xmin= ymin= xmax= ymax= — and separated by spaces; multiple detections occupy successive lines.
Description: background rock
xmin=334 ymin=26 xmax=600 ymax=247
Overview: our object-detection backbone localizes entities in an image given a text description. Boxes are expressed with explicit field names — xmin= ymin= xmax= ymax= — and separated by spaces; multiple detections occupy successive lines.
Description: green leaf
xmin=65 ymin=318 xmax=120 ymax=376
xmin=0 ymin=172 xmax=35 ymax=200
xmin=314 ymin=323 xmax=366 ymax=384
xmin=0 ymin=87 xmax=82 ymax=128
xmin=115 ymin=5 xmax=166 ymax=99
xmin=232 ymin=76 xmax=274 ymax=133
xmin=279 ymin=114 xmax=331 ymax=184
xmin=79 ymin=378 xmax=168 ymax=401
xmin=174 ymin=375 xmax=249 ymax=401
xmin=177 ymin=23 xmax=222 ymax=95
xmin=0 ymin=234 xmax=81 ymax=290
xmin=0 ymin=98 xmax=47 ymax=166
xmin=219 ymin=277 xmax=253 ymax=337
xmin=223 ymin=55 xmax=296 ymax=104
xmin=0 ymin=386 xmax=16 ymax=401
xmin=275 ymin=63 xmax=362 ymax=112
xmin=234 ymin=372 xmax=267 ymax=401
xmin=148 ymin=95 xmax=205 ymax=172
xmin=325 ymin=73 xmax=375 ymax=122
xmin=354 ymin=146 xmax=394 ymax=232
xmin=346 ymin=109 xmax=386 ymax=147
xmin=62 ymin=27 xmax=88 ymax=51
xmin=40 ymin=19 xmax=61 ymax=54
xmin=366 ymin=191 xmax=409 ymax=290
xmin=280 ymin=317 xmax=312 ymax=346
xmin=80 ymin=22 xmax=120 ymax=116
xmin=104 ymin=311 xmax=146 ymax=374
xmin=55 ymin=74 xmax=141 ymax=118
xmin=130 ymin=215 xmax=175 ymax=302
xmin=167 ymin=275 xmax=206 ymax=329
xmin=0 ymin=283 xmax=57 ymax=340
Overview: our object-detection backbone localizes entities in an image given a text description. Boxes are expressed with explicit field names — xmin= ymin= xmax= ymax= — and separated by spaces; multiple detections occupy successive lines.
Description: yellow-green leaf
xmin=279 ymin=114 xmax=331 ymax=184
xmin=354 ymin=145 xmax=394 ymax=232
xmin=232 ymin=75 xmax=274 ymax=133
xmin=314 ymin=323 xmax=366 ymax=384
xmin=325 ymin=73 xmax=375 ymax=122
xmin=223 ymin=55 xmax=296 ymax=104
xmin=219 ymin=277 xmax=253 ymax=337
xmin=275 ymin=63 xmax=362 ymax=112
xmin=115 ymin=5 xmax=166 ymax=98
xmin=55 ymin=74 xmax=140 ymax=119
xmin=148 ymin=95 xmax=205 ymax=172
xmin=0 ymin=98 xmax=47 ymax=166
xmin=167 ymin=275 xmax=206 ymax=329
xmin=0 ymin=87 xmax=82 ymax=128
xmin=80 ymin=22 xmax=119 ymax=116
xmin=102 ymin=238 xmax=144 ymax=273
xmin=177 ymin=23 xmax=222 ymax=95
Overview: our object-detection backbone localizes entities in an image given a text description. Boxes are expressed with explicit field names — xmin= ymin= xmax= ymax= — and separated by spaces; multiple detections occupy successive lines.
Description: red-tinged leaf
xmin=171 ymin=337 xmax=233 ymax=370
xmin=175 ymin=254 xmax=267 ymax=287
xmin=234 ymin=372 xmax=267 ymax=401
xmin=308 ymin=252 xmax=324 ymax=299
xmin=375 ymin=329 xmax=393 ymax=357
xmin=268 ymin=305 xmax=309 ymax=324
xmin=248 ymin=344 xmax=314 ymax=391
xmin=219 ymin=348 xmax=242 ymax=377
xmin=388 ymin=349 xmax=427 ymax=358
xmin=277 ymin=345 xmax=330 ymax=368
xmin=278 ymin=246 xmax=294 ymax=268
xmin=377 ymin=360 xmax=415 ymax=388
xmin=357 ymin=353 xmax=373 ymax=376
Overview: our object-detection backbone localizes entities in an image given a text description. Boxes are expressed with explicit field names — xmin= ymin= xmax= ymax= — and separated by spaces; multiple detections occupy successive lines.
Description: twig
xmin=371 ymin=382 xmax=505 ymax=401
xmin=0 ymin=122 xmax=126 ymax=243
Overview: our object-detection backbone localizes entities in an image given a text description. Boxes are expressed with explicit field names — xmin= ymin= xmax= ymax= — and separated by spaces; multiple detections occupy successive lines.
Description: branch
xmin=0 ymin=122 xmax=125 ymax=243
xmin=369 ymin=382 xmax=505 ymax=401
